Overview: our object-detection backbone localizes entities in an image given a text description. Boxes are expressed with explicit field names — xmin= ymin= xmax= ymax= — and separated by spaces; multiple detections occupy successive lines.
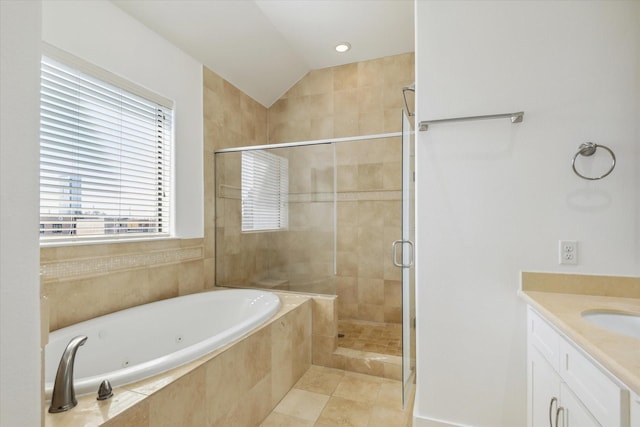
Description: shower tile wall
xmin=268 ymin=145 xmax=336 ymax=293
xmin=269 ymin=53 xmax=414 ymax=143
xmin=214 ymin=144 xmax=335 ymax=293
xmin=336 ymin=138 xmax=402 ymax=323
xmin=266 ymin=53 xmax=414 ymax=323
xmin=204 ymin=66 xmax=269 ymax=287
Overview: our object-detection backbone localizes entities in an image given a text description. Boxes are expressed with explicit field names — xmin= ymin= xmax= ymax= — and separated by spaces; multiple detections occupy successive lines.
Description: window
xmin=39 ymin=53 xmax=172 ymax=242
xmin=241 ymin=150 xmax=288 ymax=232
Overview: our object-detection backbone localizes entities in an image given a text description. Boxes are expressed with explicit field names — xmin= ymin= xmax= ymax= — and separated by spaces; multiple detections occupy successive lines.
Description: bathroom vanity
xmin=520 ymin=273 xmax=640 ymax=427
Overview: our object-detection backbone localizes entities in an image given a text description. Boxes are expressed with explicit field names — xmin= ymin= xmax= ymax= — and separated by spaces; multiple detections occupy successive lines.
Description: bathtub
xmin=44 ymin=289 xmax=280 ymax=398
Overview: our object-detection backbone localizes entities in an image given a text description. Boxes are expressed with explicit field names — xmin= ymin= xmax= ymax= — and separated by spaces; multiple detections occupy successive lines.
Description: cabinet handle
xmin=548 ymin=397 xmax=558 ymax=427
xmin=555 ymin=406 xmax=565 ymax=427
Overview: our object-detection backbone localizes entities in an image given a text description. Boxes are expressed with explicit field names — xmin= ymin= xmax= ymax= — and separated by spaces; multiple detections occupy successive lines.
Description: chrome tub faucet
xmin=48 ymin=335 xmax=87 ymax=413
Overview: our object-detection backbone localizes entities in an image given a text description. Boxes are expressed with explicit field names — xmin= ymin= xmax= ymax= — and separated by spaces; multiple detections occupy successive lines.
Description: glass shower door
xmin=401 ymin=110 xmax=416 ymax=406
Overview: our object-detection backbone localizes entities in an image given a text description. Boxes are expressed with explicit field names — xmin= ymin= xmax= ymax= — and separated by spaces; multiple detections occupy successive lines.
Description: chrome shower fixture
xmin=402 ymin=83 xmax=415 ymax=117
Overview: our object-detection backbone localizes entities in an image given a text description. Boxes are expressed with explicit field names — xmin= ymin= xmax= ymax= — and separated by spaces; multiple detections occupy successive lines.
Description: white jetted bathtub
xmin=45 ymin=289 xmax=281 ymax=397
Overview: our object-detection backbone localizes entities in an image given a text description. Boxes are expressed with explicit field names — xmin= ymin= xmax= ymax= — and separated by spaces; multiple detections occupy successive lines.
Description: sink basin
xmin=582 ymin=311 xmax=640 ymax=339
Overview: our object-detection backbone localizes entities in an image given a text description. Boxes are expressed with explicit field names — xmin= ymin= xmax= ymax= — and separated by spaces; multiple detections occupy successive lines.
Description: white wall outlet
xmin=559 ymin=240 xmax=578 ymax=265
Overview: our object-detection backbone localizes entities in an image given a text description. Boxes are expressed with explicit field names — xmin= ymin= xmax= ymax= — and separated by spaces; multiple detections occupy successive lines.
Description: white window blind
xmin=39 ymin=55 xmax=172 ymax=242
xmin=241 ymin=150 xmax=288 ymax=232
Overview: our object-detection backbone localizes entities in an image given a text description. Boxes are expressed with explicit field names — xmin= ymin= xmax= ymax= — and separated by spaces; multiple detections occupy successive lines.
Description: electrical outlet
xmin=559 ymin=240 xmax=577 ymax=265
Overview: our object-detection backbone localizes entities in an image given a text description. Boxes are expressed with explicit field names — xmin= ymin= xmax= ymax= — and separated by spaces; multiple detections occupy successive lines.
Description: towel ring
xmin=572 ymin=142 xmax=616 ymax=180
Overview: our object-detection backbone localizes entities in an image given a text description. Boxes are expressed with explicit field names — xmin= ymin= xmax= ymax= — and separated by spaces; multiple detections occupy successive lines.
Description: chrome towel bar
xmin=418 ymin=111 xmax=524 ymax=131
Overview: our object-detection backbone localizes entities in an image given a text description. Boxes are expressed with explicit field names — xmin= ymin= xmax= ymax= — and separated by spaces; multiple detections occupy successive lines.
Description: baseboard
xmin=413 ymin=414 xmax=473 ymax=427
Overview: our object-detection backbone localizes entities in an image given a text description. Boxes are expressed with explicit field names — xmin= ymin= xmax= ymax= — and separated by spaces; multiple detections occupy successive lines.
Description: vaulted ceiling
xmin=111 ymin=0 xmax=414 ymax=107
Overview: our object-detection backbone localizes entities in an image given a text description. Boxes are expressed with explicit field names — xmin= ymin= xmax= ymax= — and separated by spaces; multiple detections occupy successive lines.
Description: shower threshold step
xmin=333 ymin=346 xmax=402 ymax=381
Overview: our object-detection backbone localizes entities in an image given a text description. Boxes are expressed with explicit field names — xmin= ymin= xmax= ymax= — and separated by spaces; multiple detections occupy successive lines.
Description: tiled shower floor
xmin=260 ymin=365 xmax=414 ymax=427
xmin=337 ymin=319 xmax=403 ymax=357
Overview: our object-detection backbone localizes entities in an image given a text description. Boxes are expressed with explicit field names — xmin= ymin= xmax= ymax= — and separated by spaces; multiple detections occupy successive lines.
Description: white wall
xmin=0 ymin=1 xmax=43 ymax=425
xmin=414 ymin=1 xmax=639 ymax=426
xmin=42 ymin=0 xmax=204 ymax=238
xmin=1 ymin=2 xmax=203 ymax=423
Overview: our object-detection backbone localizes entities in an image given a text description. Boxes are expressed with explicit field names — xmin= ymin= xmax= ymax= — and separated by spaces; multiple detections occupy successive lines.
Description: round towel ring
xmin=571 ymin=142 xmax=616 ymax=180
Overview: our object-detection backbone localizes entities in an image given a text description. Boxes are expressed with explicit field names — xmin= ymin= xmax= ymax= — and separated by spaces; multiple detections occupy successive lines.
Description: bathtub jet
xmin=44 ymin=289 xmax=281 ymax=398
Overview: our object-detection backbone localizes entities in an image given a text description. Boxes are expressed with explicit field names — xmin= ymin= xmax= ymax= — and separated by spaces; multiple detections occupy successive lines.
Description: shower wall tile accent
xmin=40 ymin=246 xmax=202 ymax=281
xmin=41 ymin=238 xmax=205 ymax=331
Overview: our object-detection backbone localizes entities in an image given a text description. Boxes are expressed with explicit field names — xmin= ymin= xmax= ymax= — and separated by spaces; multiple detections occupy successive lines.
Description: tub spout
xmin=49 ymin=335 xmax=87 ymax=413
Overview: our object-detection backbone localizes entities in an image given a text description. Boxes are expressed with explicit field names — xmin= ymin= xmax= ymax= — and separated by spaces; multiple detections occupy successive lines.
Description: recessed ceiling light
xmin=335 ymin=42 xmax=351 ymax=53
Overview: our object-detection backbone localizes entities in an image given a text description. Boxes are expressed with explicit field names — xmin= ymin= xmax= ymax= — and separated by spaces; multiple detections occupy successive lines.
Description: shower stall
xmin=214 ymin=112 xmax=415 ymax=402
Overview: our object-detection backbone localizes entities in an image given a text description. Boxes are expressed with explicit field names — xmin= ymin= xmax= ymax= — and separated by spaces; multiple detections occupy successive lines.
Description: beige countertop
xmin=520 ymin=272 xmax=640 ymax=396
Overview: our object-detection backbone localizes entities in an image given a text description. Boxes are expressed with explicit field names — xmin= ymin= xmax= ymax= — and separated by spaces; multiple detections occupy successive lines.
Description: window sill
xmin=39 ymin=235 xmax=178 ymax=249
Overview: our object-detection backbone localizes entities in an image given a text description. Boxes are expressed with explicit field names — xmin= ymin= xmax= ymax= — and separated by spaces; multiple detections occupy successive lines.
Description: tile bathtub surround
xmin=41 ymin=238 xmax=205 ymax=331
xmin=45 ymin=293 xmax=312 ymax=427
xmin=260 ymin=365 xmax=415 ymax=427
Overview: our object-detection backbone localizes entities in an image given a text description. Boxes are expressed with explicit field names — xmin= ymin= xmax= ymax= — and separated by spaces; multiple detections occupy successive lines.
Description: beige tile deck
xmin=260 ymin=365 xmax=414 ymax=427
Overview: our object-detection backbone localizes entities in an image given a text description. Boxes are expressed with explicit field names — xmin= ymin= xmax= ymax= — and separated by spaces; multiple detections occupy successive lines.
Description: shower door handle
xmin=392 ymin=240 xmax=414 ymax=268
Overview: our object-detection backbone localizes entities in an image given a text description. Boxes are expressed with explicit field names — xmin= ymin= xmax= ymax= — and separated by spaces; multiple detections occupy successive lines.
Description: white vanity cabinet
xmin=527 ymin=307 xmax=630 ymax=427
xmin=530 ymin=347 xmax=599 ymax=427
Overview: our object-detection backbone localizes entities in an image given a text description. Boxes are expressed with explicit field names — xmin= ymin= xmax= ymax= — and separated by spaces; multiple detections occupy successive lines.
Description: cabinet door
xmin=559 ymin=383 xmax=601 ymax=427
xmin=630 ymin=393 xmax=639 ymax=427
xmin=530 ymin=347 xmax=561 ymax=427
xmin=559 ymin=339 xmax=625 ymax=426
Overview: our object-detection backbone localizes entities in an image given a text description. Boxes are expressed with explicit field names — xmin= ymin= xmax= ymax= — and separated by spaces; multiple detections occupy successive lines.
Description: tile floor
xmin=260 ymin=365 xmax=414 ymax=427
xmin=338 ymin=320 xmax=403 ymax=357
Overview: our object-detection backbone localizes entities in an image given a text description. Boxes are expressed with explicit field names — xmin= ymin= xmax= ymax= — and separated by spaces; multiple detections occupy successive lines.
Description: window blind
xmin=39 ymin=55 xmax=172 ymax=242
xmin=241 ymin=150 xmax=288 ymax=232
